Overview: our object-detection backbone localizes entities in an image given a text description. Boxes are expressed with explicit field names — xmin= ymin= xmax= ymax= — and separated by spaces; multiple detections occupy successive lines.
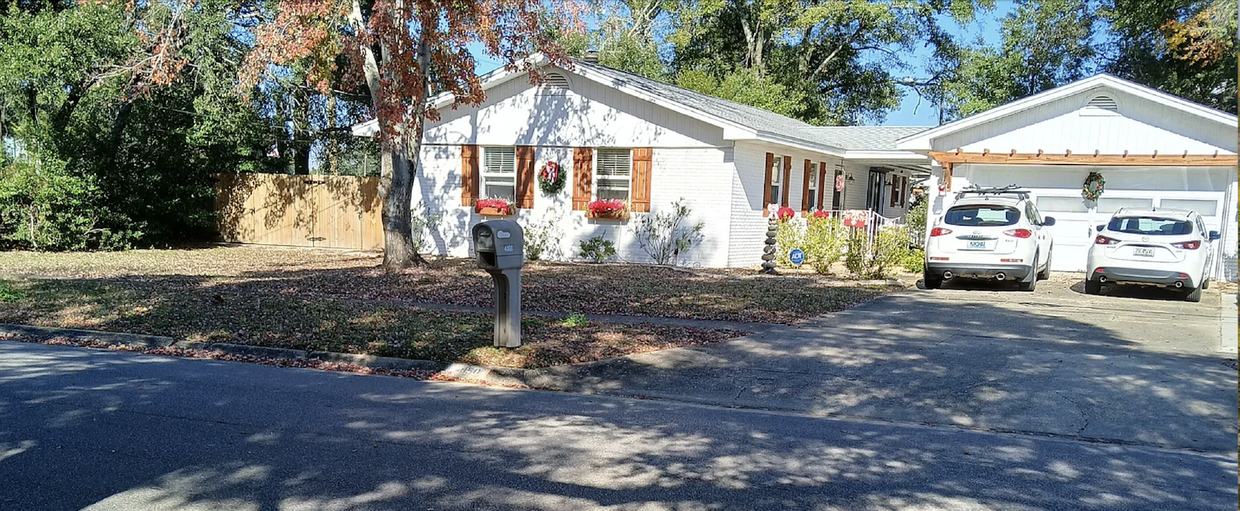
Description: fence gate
xmin=214 ymin=174 xmax=383 ymax=250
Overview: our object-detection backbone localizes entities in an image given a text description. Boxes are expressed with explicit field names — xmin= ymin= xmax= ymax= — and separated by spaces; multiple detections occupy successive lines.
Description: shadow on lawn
xmin=0 ymin=315 xmax=1235 ymax=511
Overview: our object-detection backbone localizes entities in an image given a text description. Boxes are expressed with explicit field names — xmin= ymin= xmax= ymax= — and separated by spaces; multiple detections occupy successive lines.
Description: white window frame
xmin=769 ymin=157 xmax=783 ymax=206
xmin=593 ymin=148 xmax=632 ymax=201
xmin=807 ymin=162 xmax=819 ymax=210
xmin=480 ymin=146 xmax=517 ymax=200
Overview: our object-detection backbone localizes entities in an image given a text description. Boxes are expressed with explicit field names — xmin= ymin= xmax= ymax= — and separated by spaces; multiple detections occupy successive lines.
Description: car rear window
xmin=944 ymin=205 xmax=1020 ymax=227
xmin=1107 ymin=216 xmax=1193 ymax=235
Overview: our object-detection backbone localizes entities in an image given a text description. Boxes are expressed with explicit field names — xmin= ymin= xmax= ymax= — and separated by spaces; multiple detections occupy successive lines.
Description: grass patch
xmin=0 ymin=281 xmax=24 ymax=302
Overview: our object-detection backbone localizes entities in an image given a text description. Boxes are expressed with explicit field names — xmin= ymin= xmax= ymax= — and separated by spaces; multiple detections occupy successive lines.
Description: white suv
xmin=1085 ymin=208 xmax=1219 ymax=302
xmin=924 ymin=186 xmax=1055 ymax=291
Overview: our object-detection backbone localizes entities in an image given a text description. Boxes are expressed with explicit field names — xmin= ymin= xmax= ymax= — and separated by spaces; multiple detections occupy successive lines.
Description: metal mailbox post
xmin=471 ymin=220 xmax=524 ymax=348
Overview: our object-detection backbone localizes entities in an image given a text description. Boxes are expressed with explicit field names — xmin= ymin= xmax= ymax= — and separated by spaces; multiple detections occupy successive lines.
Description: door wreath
xmin=538 ymin=161 xmax=566 ymax=195
xmin=1082 ymin=172 xmax=1105 ymax=201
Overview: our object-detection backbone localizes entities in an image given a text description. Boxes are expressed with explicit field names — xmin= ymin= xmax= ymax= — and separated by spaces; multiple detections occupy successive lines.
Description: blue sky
xmin=468 ymin=3 xmax=1018 ymax=127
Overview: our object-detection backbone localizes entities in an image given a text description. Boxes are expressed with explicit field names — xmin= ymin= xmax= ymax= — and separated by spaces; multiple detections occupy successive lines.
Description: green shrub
xmin=902 ymin=248 xmax=926 ymax=273
xmin=631 ymin=198 xmax=704 ymax=265
xmin=524 ymin=217 xmax=559 ymax=261
xmin=844 ymin=225 xmax=914 ymax=279
xmin=0 ymin=158 xmax=137 ymax=251
xmin=774 ymin=219 xmax=806 ymax=267
xmin=906 ymin=193 xmax=928 ymax=248
xmin=578 ymin=236 xmax=616 ymax=263
xmin=804 ymin=217 xmax=845 ymax=275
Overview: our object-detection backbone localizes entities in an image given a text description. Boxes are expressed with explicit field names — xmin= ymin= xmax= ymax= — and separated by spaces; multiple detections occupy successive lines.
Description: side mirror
xmin=1209 ymin=230 xmax=1221 ymax=241
xmin=1096 ymin=224 xmax=1106 ymax=233
xmin=1042 ymin=217 xmax=1056 ymax=227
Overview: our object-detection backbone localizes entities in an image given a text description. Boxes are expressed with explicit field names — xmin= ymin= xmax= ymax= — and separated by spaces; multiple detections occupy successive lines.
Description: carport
xmin=897 ymin=74 xmax=1238 ymax=280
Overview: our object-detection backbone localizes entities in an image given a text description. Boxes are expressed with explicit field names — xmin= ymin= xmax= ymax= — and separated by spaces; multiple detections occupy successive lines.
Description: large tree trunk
xmin=292 ymin=85 xmax=311 ymax=175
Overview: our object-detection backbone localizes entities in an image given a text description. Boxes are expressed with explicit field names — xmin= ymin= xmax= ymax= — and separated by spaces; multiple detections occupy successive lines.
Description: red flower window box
xmin=586 ymin=199 xmax=629 ymax=220
xmin=475 ymin=198 xmax=514 ymax=216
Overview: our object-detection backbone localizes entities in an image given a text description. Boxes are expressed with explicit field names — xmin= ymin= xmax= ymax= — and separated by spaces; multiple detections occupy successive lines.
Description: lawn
xmin=0 ymin=246 xmax=899 ymax=323
xmin=0 ymin=246 xmax=900 ymax=368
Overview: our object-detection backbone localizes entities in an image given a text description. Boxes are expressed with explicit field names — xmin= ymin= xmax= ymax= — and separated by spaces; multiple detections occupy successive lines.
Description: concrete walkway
xmin=504 ymin=276 xmax=1238 ymax=455
xmin=1220 ymin=292 xmax=1237 ymax=354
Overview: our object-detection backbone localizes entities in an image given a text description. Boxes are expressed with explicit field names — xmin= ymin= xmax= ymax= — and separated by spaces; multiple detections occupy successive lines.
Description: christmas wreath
xmin=1082 ymin=172 xmax=1105 ymax=201
xmin=537 ymin=161 xmax=566 ymax=194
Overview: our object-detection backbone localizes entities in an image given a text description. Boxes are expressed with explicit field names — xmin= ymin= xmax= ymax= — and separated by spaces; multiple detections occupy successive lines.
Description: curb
xmin=0 ymin=324 xmax=443 ymax=373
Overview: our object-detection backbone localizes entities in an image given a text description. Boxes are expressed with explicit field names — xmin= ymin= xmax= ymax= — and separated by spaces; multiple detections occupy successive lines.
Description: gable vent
xmin=1087 ymin=95 xmax=1118 ymax=111
xmin=539 ymin=72 xmax=570 ymax=93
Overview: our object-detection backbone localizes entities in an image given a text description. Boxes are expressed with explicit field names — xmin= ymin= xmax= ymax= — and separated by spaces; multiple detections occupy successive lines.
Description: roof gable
xmin=896 ymin=74 xmax=1239 ymax=152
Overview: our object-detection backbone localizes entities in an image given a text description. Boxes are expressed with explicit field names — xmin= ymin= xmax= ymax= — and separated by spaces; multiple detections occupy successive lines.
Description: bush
xmin=906 ymin=193 xmax=928 ymax=248
xmin=523 ymin=217 xmax=560 ymax=261
xmin=774 ymin=218 xmax=806 ymax=267
xmin=804 ymin=216 xmax=845 ymax=275
xmin=0 ymin=158 xmax=137 ymax=250
xmin=578 ymin=236 xmax=616 ymax=263
xmin=901 ymin=248 xmax=926 ymax=273
xmin=844 ymin=225 xmax=913 ymax=279
xmin=631 ymin=198 xmax=704 ymax=265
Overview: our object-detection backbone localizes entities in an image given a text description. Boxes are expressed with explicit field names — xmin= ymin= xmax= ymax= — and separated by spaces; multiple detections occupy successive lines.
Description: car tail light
xmin=930 ymin=227 xmax=953 ymax=237
xmin=1095 ymin=235 xmax=1119 ymax=245
xmin=1094 ymin=267 xmax=1105 ymax=273
xmin=1004 ymin=229 xmax=1032 ymax=238
xmin=1172 ymin=240 xmax=1201 ymax=250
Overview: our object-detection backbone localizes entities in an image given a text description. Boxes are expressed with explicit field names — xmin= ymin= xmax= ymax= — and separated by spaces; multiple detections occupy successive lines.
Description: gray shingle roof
xmin=576 ymin=61 xmax=931 ymax=153
xmin=575 ymin=61 xmax=829 ymax=147
xmin=801 ymin=126 xmax=933 ymax=150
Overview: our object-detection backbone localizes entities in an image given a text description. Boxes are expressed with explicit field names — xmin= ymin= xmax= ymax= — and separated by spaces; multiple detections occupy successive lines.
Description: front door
xmin=866 ymin=169 xmax=885 ymax=214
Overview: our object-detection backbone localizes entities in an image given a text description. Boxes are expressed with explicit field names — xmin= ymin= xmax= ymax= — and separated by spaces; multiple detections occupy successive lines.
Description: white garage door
xmin=957 ymin=165 xmax=1234 ymax=276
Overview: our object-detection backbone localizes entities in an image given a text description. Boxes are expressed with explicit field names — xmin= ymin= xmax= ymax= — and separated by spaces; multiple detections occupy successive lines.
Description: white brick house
xmin=353 ymin=58 xmax=930 ymax=268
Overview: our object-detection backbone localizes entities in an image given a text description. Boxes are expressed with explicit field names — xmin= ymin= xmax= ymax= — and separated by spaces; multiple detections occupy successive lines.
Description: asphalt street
xmin=1 ymin=341 xmax=1234 ymax=511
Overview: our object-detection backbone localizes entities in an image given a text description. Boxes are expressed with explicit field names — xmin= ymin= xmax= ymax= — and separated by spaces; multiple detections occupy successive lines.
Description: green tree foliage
xmin=0 ymin=0 xmax=280 ymax=249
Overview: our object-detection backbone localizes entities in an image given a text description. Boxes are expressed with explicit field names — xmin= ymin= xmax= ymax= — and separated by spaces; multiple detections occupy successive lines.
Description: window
xmin=807 ymin=163 xmax=818 ymax=210
xmin=769 ymin=157 xmax=782 ymax=206
xmin=1159 ymin=199 xmax=1218 ymax=217
xmin=482 ymin=147 xmax=516 ymax=199
xmin=1097 ymin=197 xmax=1153 ymax=214
xmin=944 ymin=205 xmax=1021 ymax=227
xmin=595 ymin=148 xmax=631 ymax=201
xmin=1107 ymin=216 xmax=1193 ymax=235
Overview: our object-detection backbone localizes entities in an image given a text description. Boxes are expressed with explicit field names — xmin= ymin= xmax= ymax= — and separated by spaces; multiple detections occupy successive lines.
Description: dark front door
xmin=866 ymin=169 xmax=885 ymax=213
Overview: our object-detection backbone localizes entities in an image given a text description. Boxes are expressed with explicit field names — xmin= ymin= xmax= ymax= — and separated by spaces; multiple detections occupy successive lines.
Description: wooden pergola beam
xmin=928 ymin=151 xmax=1237 ymax=167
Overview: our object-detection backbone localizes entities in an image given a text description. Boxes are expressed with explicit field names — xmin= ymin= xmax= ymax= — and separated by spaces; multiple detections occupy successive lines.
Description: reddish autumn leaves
xmin=241 ymin=0 xmax=584 ymax=146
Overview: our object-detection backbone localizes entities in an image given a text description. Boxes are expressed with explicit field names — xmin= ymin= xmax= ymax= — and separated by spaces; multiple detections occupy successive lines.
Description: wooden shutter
xmin=781 ymin=155 xmax=791 ymax=207
xmin=572 ymin=148 xmax=593 ymax=210
xmin=943 ymin=163 xmax=953 ymax=192
xmin=516 ymin=146 xmax=535 ymax=209
xmin=762 ymin=152 xmax=774 ymax=214
xmin=631 ymin=147 xmax=653 ymax=212
xmin=461 ymin=145 xmax=479 ymax=206
xmin=801 ymin=159 xmax=812 ymax=212
xmin=817 ymin=162 xmax=827 ymax=211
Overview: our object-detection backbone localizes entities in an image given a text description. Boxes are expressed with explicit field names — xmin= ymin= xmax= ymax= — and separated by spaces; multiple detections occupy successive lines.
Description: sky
xmin=467 ymin=3 xmax=1019 ymax=128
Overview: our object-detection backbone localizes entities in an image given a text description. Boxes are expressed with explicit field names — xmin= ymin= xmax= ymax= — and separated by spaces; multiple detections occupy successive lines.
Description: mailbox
xmin=472 ymin=220 xmax=524 ymax=348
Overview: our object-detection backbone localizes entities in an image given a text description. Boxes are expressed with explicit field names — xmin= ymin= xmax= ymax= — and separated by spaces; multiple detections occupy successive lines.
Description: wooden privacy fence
xmin=214 ymin=173 xmax=383 ymax=250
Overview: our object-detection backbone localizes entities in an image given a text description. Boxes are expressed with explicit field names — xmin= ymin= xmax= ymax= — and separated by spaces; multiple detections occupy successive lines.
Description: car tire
xmin=1185 ymin=285 xmax=1202 ymax=303
xmin=1017 ymin=267 xmax=1037 ymax=292
xmin=1037 ymin=250 xmax=1051 ymax=281
xmin=924 ymin=272 xmax=942 ymax=290
xmin=1084 ymin=278 xmax=1102 ymax=295
xmin=1202 ymin=278 xmax=1210 ymax=290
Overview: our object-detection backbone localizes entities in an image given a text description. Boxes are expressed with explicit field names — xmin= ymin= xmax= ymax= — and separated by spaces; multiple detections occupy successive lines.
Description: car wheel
xmin=923 ymin=271 xmax=942 ymax=290
xmin=1017 ymin=266 xmax=1037 ymax=292
xmin=1185 ymin=285 xmax=1202 ymax=303
xmin=1037 ymin=252 xmax=1051 ymax=281
xmin=1202 ymin=277 xmax=1210 ymax=290
xmin=1084 ymin=278 xmax=1102 ymax=295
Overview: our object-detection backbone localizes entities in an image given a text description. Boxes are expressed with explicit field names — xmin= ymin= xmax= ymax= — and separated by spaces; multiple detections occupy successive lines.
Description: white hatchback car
xmin=924 ymin=186 xmax=1055 ymax=291
xmin=1085 ymin=208 xmax=1219 ymax=302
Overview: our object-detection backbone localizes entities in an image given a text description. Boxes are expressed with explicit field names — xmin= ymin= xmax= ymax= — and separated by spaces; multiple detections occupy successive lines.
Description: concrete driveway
xmin=528 ymin=274 xmax=1239 ymax=455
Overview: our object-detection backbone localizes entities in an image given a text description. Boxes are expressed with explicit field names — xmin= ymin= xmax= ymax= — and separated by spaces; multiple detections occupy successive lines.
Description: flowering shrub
xmin=810 ymin=209 xmax=831 ymax=220
xmin=587 ymin=199 xmax=627 ymax=215
xmin=475 ymin=198 xmax=513 ymax=215
xmin=776 ymin=206 xmax=796 ymax=221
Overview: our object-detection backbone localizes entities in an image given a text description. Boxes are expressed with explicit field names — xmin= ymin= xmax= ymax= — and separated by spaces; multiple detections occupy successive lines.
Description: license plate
xmin=967 ymin=241 xmax=987 ymax=250
xmin=1133 ymin=247 xmax=1155 ymax=257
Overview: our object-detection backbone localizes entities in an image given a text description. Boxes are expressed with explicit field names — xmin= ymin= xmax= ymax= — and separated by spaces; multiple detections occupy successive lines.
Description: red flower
xmin=811 ymin=210 xmax=831 ymax=219
xmin=475 ymin=198 xmax=513 ymax=214
xmin=587 ymin=199 xmax=627 ymax=215
xmin=777 ymin=206 xmax=796 ymax=221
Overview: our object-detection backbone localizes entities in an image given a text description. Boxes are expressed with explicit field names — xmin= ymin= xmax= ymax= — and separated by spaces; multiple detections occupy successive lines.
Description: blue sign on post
xmin=789 ymin=249 xmax=805 ymax=266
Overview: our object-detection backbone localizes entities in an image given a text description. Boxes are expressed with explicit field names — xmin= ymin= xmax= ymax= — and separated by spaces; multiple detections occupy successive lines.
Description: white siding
xmin=933 ymin=88 xmax=1237 ymax=156
xmin=426 ymin=67 xmax=726 ymax=148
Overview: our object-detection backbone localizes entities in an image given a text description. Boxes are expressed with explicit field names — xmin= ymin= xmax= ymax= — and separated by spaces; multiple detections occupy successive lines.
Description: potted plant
xmin=586 ymin=199 xmax=629 ymax=220
xmin=475 ymin=197 xmax=514 ymax=216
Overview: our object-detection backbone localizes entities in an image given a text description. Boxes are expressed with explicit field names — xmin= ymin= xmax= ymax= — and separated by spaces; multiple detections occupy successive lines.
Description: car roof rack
xmin=955 ymin=184 xmax=1030 ymax=200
